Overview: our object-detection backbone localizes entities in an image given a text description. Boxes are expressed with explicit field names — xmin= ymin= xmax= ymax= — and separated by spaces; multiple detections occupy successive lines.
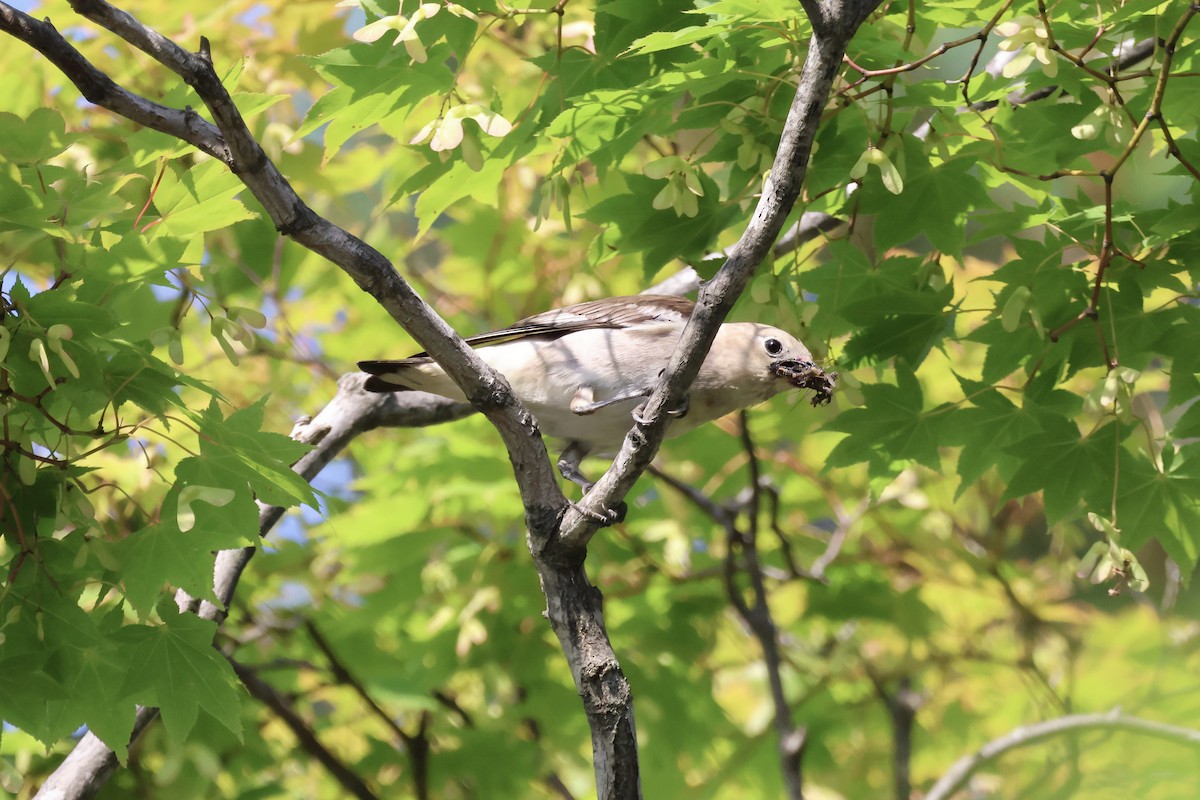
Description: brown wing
xmin=401 ymin=295 xmax=695 ymax=356
xmin=357 ymin=295 xmax=694 ymax=390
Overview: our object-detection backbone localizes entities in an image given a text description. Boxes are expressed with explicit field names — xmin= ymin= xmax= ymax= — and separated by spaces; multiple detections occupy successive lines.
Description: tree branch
xmin=0 ymin=4 xmax=229 ymax=160
xmin=33 ymin=377 xmax=470 ymax=799
xmin=305 ymin=621 xmax=431 ymax=800
xmin=0 ymin=1 xmax=630 ymax=794
xmin=4 ymin=2 xmax=879 ymax=798
xmin=560 ymin=0 xmax=884 ymax=547
xmin=533 ymin=6 xmax=879 ymax=793
xmin=866 ymin=670 xmax=921 ymax=800
xmin=16 ymin=0 xmax=564 ymax=517
xmin=651 ymin=412 xmax=850 ymax=798
xmin=1 ymin=0 xmax=568 ymax=531
xmin=925 ymin=711 xmax=1200 ymax=800
xmin=28 ymin=6 xmax=646 ymax=793
xmin=229 ymin=657 xmax=381 ymax=800
xmin=729 ymin=414 xmax=805 ymax=799
xmin=545 ymin=11 xmax=883 ymax=781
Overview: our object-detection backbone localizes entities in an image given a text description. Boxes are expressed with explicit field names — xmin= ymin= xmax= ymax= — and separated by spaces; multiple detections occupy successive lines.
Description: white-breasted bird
xmin=359 ymin=294 xmax=835 ymax=495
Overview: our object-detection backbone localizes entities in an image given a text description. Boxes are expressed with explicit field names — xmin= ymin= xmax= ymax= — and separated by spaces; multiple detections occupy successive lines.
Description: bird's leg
xmin=556 ymin=441 xmax=594 ymax=491
xmin=570 ymin=385 xmax=653 ymax=416
xmin=632 ymin=400 xmax=688 ymax=425
xmin=556 ymin=441 xmax=627 ymax=525
xmin=631 ymin=371 xmax=690 ymax=424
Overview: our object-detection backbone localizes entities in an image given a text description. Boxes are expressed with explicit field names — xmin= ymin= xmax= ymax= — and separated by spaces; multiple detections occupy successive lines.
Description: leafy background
xmin=2 ymin=0 xmax=1199 ymax=797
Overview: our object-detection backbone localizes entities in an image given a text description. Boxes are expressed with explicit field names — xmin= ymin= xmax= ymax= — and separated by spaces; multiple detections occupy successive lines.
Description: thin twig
xmin=229 ymin=656 xmax=381 ymax=800
xmin=925 ymin=711 xmax=1200 ymax=800
xmin=866 ymin=669 xmax=921 ymax=800
xmin=305 ymin=621 xmax=431 ymax=800
xmin=731 ymin=415 xmax=806 ymax=799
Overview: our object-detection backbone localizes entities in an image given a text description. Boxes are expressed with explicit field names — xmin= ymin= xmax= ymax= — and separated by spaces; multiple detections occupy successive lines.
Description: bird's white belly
xmin=525 ymin=397 xmax=644 ymax=452
xmin=481 ymin=328 xmax=681 ymax=451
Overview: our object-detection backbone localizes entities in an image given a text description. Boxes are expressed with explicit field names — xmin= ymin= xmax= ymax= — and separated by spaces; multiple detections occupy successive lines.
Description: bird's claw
xmin=632 ymin=394 xmax=689 ymax=425
xmin=632 ymin=403 xmax=649 ymax=425
xmin=667 ymin=395 xmax=690 ymax=418
xmin=568 ymin=499 xmax=627 ymax=526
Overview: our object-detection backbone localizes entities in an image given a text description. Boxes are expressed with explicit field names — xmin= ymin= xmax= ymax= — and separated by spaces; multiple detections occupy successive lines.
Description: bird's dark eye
xmin=764 ymin=338 xmax=784 ymax=357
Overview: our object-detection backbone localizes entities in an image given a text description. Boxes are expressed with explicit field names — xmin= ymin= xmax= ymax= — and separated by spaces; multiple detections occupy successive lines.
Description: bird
xmin=359 ymin=294 xmax=835 ymax=504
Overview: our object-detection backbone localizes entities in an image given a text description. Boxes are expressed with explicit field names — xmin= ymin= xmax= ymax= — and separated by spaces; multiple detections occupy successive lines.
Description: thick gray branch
xmin=0 ymin=3 xmax=228 ymax=160
xmin=560 ymin=0 xmax=884 ymax=548
xmin=37 ymin=0 xmax=564 ymax=516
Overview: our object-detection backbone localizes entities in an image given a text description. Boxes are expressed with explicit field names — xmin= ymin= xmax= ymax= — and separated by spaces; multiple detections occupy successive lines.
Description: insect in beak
xmin=770 ymin=360 xmax=838 ymax=407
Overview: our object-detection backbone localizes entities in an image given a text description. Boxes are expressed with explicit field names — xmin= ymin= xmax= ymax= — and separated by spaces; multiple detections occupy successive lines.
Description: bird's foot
xmin=568 ymin=498 xmax=627 ymax=526
xmin=632 ymin=394 xmax=689 ymax=425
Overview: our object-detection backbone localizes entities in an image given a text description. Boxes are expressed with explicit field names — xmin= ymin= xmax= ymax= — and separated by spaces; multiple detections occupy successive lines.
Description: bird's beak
xmin=770 ymin=359 xmax=837 ymax=407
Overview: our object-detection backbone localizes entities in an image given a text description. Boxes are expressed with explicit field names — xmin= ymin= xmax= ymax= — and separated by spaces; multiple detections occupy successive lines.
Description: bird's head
xmin=734 ymin=323 xmax=840 ymax=407
xmin=713 ymin=324 xmax=837 ymax=406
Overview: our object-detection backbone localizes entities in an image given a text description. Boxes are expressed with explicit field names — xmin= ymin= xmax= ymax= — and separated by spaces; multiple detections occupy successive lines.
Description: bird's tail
xmin=358 ymin=358 xmax=431 ymax=393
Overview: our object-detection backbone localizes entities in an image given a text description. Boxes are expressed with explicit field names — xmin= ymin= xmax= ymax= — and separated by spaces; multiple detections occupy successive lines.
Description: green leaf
xmin=945 ymin=383 xmax=1041 ymax=495
xmin=148 ymin=160 xmax=257 ymax=239
xmin=115 ymin=606 xmax=243 ymax=743
xmin=1114 ymin=446 xmax=1200 ymax=574
xmin=625 ymin=25 xmax=719 ymax=56
xmin=826 ymin=366 xmax=945 ymax=470
xmin=414 ymin=157 xmax=508 ymax=238
xmin=581 ymin=173 xmax=737 ymax=273
xmin=593 ymin=0 xmax=697 ymax=57
xmin=192 ymin=398 xmax=314 ymax=507
xmin=119 ymin=514 xmax=241 ymax=617
xmin=0 ymin=108 xmax=71 ymax=162
xmin=1003 ymin=417 xmax=1118 ymax=524
xmin=838 ymin=258 xmax=954 ymax=366
xmin=545 ymin=88 xmax=665 ymax=173
xmin=860 ymin=140 xmax=993 ymax=256
xmin=0 ymin=651 xmax=67 ymax=743
xmin=21 ymin=290 xmax=119 ymax=334
xmin=301 ymin=43 xmax=452 ymax=157
xmin=103 ymin=349 xmax=193 ymax=415
xmin=57 ymin=615 xmax=138 ymax=762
